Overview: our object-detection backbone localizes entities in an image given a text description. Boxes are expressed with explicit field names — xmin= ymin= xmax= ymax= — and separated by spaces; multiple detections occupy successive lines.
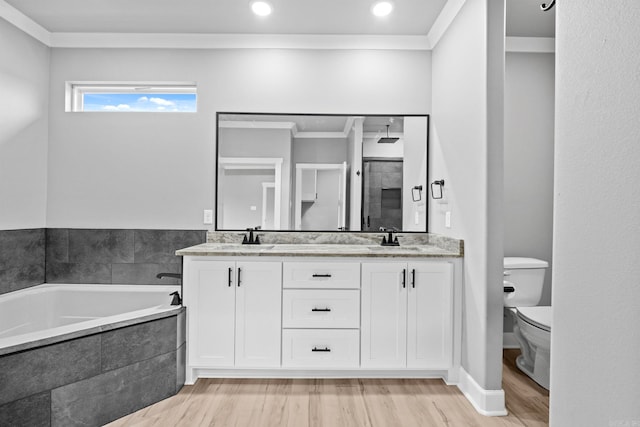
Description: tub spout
xmin=156 ymin=272 xmax=182 ymax=280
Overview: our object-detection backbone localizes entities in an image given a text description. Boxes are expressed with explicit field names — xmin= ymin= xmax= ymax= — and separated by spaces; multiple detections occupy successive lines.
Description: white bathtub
xmin=0 ymin=283 xmax=181 ymax=354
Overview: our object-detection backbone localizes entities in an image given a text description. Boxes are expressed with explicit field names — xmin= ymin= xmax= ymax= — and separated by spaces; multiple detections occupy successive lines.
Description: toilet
xmin=503 ymin=257 xmax=552 ymax=390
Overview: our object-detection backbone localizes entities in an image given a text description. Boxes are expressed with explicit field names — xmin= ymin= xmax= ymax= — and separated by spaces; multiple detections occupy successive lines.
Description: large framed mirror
xmin=216 ymin=113 xmax=429 ymax=232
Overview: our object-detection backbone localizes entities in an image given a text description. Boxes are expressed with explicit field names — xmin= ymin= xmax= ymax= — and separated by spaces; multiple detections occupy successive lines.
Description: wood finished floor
xmin=106 ymin=350 xmax=549 ymax=427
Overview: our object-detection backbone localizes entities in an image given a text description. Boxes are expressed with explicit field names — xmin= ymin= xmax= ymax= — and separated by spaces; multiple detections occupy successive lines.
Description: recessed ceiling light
xmin=371 ymin=1 xmax=394 ymax=17
xmin=251 ymin=1 xmax=273 ymax=17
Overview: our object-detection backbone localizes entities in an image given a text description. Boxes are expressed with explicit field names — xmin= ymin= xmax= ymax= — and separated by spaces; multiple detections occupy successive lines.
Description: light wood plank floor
xmin=106 ymin=350 xmax=549 ymax=427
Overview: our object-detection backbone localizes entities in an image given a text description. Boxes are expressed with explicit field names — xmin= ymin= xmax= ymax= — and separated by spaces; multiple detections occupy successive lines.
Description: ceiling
xmin=4 ymin=0 xmax=554 ymax=38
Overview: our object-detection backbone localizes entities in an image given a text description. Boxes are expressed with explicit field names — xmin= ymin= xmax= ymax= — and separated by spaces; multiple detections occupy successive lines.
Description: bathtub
xmin=0 ymin=283 xmax=181 ymax=355
xmin=0 ymin=283 xmax=185 ymax=426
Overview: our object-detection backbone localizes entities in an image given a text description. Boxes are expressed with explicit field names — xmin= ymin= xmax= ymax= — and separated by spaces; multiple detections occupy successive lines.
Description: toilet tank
xmin=503 ymin=257 xmax=548 ymax=307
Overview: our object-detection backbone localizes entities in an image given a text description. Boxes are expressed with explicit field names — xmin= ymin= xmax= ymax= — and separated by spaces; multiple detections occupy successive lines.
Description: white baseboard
xmin=456 ymin=368 xmax=507 ymax=416
xmin=503 ymin=332 xmax=520 ymax=349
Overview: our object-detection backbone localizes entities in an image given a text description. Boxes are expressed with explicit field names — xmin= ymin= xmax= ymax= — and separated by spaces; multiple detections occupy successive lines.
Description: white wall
xmin=504 ymin=52 xmax=555 ymax=307
xmin=551 ymin=1 xmax=640 ymax=425
xmin=403 ymin=116 xmax=428 ymax=231
xmin=0 ymin=18 xmax=49 ymax=230
xmin=431 ymin=0 xmax=504 ymax=392
xmin=46 ymin=48 xmax=431 ymax=229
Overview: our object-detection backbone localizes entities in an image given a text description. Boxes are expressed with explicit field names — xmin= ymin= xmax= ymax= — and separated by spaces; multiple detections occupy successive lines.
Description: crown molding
xmin=0 ymin=0 xmax=50 ymax=45
xmin=219 ymin=120 xmax=350 ymax=139
xmin=506 ymin=37 xmax=555 ymax=53
xmin=49 ymin=33 xmax=432 ymax=50
xmin=427 ymin=0 xmax=466 ymax=49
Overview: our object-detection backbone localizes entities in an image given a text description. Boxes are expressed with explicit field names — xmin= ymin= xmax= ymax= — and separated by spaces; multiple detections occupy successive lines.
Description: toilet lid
xmin=504 ymin=257 xmax=549 ymax=269
xmin=517 ymin=306 xmax=552 ymax=332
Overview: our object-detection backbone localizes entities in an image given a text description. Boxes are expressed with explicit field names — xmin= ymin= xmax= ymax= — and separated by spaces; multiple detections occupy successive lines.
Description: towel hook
xmin=540 ymin=0 xmax=555 ymax=11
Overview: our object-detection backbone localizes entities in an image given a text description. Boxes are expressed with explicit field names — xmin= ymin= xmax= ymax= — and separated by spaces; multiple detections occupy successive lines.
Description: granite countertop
xmin=176 ymin=232 xmax=463 ymax=258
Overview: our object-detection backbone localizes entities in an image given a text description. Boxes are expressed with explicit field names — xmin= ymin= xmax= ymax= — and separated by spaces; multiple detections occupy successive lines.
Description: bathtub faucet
xmin=156 ymin=272 xmax=182 ymax=280
xmin=169 ymin=291 xmax=182 ymax=306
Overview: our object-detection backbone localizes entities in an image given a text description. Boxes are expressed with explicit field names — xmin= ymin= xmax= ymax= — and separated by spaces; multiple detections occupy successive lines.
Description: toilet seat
xmin=517 ymin=306 xmax=552 ymax=332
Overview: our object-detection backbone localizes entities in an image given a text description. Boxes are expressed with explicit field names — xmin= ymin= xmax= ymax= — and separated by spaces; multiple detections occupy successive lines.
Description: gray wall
xmin=551 ymin=1 xmax=640 ymax=425
xmin=431 ymin=0 xmax=505 ymax=391
xmin=504 ymin=52 xmax=555 ymax=306
xmin=293 ymin=138 xmax=348 ymax=164
xmin=218 ymin=127 xmax=292 ymax=228
xmin=0 ymin=229 xmax=45 ymax=295
xmin=46 ymin=229 xmax=205 ymax=285
xmin=0 ymin=19 xmax=49 ymax=231
xmin=47 ymin=48 xmax=432 ymax=230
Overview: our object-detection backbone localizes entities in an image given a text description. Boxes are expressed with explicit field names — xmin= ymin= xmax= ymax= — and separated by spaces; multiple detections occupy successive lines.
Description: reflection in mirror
xmin=216 ymin=113 xmax=429 ymax=232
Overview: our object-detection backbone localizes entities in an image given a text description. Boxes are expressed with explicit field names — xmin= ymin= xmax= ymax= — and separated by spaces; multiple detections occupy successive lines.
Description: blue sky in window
xmin=83 ymin=93 xmax=197 ymax=112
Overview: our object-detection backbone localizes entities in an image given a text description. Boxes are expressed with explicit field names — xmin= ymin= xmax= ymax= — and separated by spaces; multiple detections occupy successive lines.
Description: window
xmin=66 ymin=82 xmax=197 ymax=112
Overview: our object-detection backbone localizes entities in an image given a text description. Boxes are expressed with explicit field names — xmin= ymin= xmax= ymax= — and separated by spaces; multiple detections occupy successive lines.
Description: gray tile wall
xmin=0 ymin=310 xmax=186 ymax=427
xmin=0 ymin=229 xmax=46 ymax=295
xmin=46 ymin=229 xmax=205 ymax=284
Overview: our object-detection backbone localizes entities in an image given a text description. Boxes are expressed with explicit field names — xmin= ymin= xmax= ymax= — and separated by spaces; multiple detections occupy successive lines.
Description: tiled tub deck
xmin=0 ymin=284 xmax=186 ymax=427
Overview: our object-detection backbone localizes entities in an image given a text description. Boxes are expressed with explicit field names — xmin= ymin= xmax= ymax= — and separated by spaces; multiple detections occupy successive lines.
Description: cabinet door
xmin=235 ymin=261 xmax=282 ymax=368
xmin=407 ymin=262 xmax=453 ymax=369
xmin=185 ymin=259 xmax=236 ymax=367
xmin=361 ymin=262 xmax=407 ymax=368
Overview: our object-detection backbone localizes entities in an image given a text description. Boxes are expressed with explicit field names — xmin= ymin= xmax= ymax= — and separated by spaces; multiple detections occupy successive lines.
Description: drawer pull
xmin=312 ymin=347 xmax=331 ymax=352
xmin=228 ymin=267 xmax=232 ymax=287
xmin=312 ymin=274 xmax=332 ymax=278
xmin=411 ymin=269 xmax=416 ymax=288
xmin=311 ymin=308 xmax=331 ymax=312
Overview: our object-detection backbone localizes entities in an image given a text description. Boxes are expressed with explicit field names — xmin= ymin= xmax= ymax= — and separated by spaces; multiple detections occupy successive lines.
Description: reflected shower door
xmin=362 ymin=159 xmax=403 ymax=231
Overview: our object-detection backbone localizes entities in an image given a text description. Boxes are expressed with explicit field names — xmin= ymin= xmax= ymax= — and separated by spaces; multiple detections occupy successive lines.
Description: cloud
xmin=103 ymin=104 xmax=131 ymax=111
xmin=157 ymin=106 xmax=166 ymax=111
xmin=137 ymin=96 xmax=149 ymax=102
xmin=149 ymin=97 xmax=176 ymax=107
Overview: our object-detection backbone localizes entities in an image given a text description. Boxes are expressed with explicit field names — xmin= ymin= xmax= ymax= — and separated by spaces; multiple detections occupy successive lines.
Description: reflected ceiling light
xmin=251 ymin=1 xmax=272 ymax=16
xmin=371 ymin=1 xmax=394 ymax=17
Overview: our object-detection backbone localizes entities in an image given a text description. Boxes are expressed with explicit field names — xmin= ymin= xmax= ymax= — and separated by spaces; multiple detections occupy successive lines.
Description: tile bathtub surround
xmin=0 ymin=229 xmax=45 ymax=295
xmin=46 ymin=229 xmax=206 ymax=284
xmin=0 ymin=310 xmax=186 ymax=427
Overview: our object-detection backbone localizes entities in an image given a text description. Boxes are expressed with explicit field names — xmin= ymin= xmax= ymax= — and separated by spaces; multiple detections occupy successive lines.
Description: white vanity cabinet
xmin=183 ymin=257 xmax=282 ymax=369
xmin=281 ymin=261 xmax=360 ymax=368
xmin=181 ymin=250 xmax=460 ymax=384
xmin=361 ymin=261 xmax=453 ymax=369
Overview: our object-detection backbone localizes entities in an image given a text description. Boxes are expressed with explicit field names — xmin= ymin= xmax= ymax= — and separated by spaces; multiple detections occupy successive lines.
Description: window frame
xmin=65 ymin=81 xmax=198 ymax=112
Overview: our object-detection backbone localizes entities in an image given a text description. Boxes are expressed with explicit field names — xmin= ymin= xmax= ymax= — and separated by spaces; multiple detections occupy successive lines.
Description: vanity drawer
xmin=282 ymin=289 xmax=360 ymax=328
xmin=282 ymin=262 xmax=360 ymax=289
xmin=282 ymin=329 xmax=359 ymax=368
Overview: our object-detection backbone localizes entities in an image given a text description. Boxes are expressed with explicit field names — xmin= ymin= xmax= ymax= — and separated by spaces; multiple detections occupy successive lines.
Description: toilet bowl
xmin=509 ymin=306 xmax=552 ymax=389
xmin=504 ymin=257 xmax=552 ymax=390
